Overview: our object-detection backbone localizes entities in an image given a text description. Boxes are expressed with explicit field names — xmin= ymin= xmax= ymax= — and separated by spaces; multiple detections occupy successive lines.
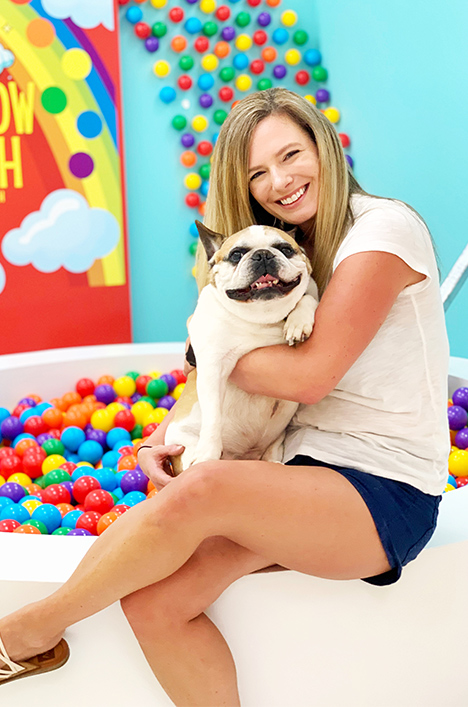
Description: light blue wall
xmin=120 ymin=0 xmax=468 ymax=354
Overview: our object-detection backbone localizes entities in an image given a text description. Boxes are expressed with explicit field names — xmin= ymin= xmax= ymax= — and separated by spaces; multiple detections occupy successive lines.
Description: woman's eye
xmin=284 ymin=150 xmax=300 ymax=160
xmin=250 ymin=171 xmax=264 ymax=182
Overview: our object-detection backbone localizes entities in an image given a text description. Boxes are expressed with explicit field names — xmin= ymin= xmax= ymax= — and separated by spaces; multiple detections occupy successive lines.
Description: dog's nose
xmin=251 ymin=250 xmax=275 ymax=262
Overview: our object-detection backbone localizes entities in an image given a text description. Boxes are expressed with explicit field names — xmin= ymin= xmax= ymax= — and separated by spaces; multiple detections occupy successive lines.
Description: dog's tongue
xmin=255 ymin=274 xmax=276 ymax=284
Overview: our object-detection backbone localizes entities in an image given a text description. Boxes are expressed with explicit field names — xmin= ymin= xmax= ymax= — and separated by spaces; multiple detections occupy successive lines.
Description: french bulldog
xmin=165 ymin=221 xmax=319 ymax=474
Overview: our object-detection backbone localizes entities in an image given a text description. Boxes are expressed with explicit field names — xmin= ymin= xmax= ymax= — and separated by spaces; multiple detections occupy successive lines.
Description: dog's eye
xmin=228 ymin=249 xmax=247 ymax=264
xmin=274 ymin=244 xmax=295 ymax=258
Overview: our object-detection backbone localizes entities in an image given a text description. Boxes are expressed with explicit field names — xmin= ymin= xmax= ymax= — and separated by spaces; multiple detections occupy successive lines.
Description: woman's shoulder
xmin=350 ymin=193 xmax=426 ymax=231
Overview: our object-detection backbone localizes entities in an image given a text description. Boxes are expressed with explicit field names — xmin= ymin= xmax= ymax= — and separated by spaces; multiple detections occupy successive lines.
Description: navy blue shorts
xmin=285 ymin=455 xmax=442 ymax=586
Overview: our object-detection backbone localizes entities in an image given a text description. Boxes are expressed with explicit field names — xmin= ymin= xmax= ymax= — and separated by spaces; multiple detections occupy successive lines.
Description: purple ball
xmin=345 ymin=155 xmax=354 ymax=168
xmin=18 ymin=398 xmax=37 ymax=407
xmin=221 ymin=26 xmax=236 ymax=41
xmin=157 ymin=395 xmax=176 ymax=411
xmin=181 ymin=132 xmax=195 ymax=148
xmin=186 ymin=0 xmax=198 ymax=3
xmin=120 ymin=469 xmax=149 ymax=495
xmin=144 ymin=36 xmax=159 ymax=52
xmin=131 ymin=392 xmax=142 ymax=404
xmin=159 ymin=374 xmax=177 ymax=392
xmin=452 ymin=387 xmax=468 ymax=411
xmin=448 ymin=405 xmax=468 ymax=430
xmin=86 ymin=428 xmax=107 ymax=447
xmin=36 ymin=433 xmax=52 ymax=445
xmin=455 ymin=428 xmax=468 ymax=449
xmin=273 ymin=64 xmax=287 ymax=79
xmin=199 ymin=93 xmax=214 ymax=108
xmin=67 ymin=528 xmax=93 ymax=536
xmin=0 ymin=482 xmax=25 ymax=503
xmin=257 ymin=12 xmax=271 ymax=27
xmin=61 ymin=481 xmax=74 ymax=501
xmin=1 ymin=416 xmax=24 ymax=440
xmin=94 ymin=384 xmax=116 ymax=405
xmin=316 ymin=88 xmax=330 ymax=103
xmin=84 ymin=423 xmax=93 ymax=434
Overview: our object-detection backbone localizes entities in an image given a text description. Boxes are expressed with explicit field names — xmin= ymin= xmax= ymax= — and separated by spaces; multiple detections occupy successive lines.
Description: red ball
xmin=339 ymin=133 xmax=351 ymax=148
xmin=12 ymin=404 xmax=30 ymax=417
xmin=48 ymin=428 xmax=61 ymax=439
xmin=0 ymin=519 xmax=20 ymax=533
xmin=185 ymin=193 xmax=201 ymax=208
xmin=42 ymin=484 xmax=71 ymax=505
xmin=136 ymin=375 xmax=152 ymax=396
xmin=76 ymin=378 xmax=95 ymax=398
xmin=23 ymin=416 xmax=48 ymax=436
xmin=22 ymin=447 xmax=47 ymax=479
xmin=76 ymin=510 xmax=102 ymax=535
xmin=170 ymin=369 xmax=187 ymax=385
xmin=116 ymin=445 xmax=134 ymax=458
xmin=215 ymin=5 xmax=230 ymax=21
xmin=60 ymin=462 xmax=77 ymax=474
xmin=114 ymin=410 xmax=136 ymax=432
xmin=247 ymin=0 xmax=262 ymax=5
xmin=169 ymin=7 xmax=184 ymax=22
xmin=197 ymin=140 xmax=213 ymax=156
xmin=119 ymin=0 xmax=131 ymax=5
xmin=115 ymin=396 xmax=134 ymax=406
xmin=295 ymin=70 xmax=310 ymax=86
xmin=0 ymin=454 xmax=22 ymax=476
xmin=84 ymin=489 xmax=115 ymax=515
xmin=253 ymin=30 xmax=268 ymax=45
xmin=178 ymin=74 xmax=193 ymax=90
xmin=0 ymin=447 xmax=15 ymax=460
xmin=112 ymin=504 xmax=131 ymax=515
xmin=142 ymin=423 xmax=159 ymax=437
xmin=456 ymin=476 xmax=468 ymax=488
xmin=219 ymin=86 xmax=234 ymax=102
xmin=73 ymin=476 xmax=101 ymax=504
xmin=134 ymin=21 xmax=151 ymax=39
xmin=194 ymin=36 xmax=209 ymax=53
xmin=250 ymin=59 xmax=264 ymax=75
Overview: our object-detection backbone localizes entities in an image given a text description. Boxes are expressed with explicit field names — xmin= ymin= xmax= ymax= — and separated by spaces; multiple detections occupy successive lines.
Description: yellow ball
xmin=149 ymin=370 xmax=162 ymax=379
xmin=172 ymin=383 xmax=186 ymax=400
xmin=281 ymin=10 xmax=298 ymax=26
xmin=106 ymin=402 xmax=125 ymax=421
xmin=323 ymin=107 xmax=341 ymax=123
xmin=150 ymin=0 xmax=167 ymax=7
xmin=235 ymin=74 xmax=252 ymax=91
xmin=448 ymin=449 xmax=468 ymax=477
xmin=235 ymin=34 xmax=252 ymax=51
xmin=131 ymin=401 xmax=155 ymax=426
xmin=192 ymin=265 xmax=197 ymax=278
xmin=7 ymin=472 xmax=32 ymax=487
xmin=201 ymin=53 xmax=218 ymax=71
xmin=153 ymin=60 xmax=170 ymax=78
xmin=113 ymin=376 xmax=136 ymax=398
xmin=285 ymin=48 xmax=301 ymax=65
xmin=42 ymin=454 xmax=67 ymax=475
xmin=445 ymin=483 xmax=456 ymax=493
xmin=22 ymin=499 xmax=42 ymax=514
xmin=200 ymin=0 xmax=216 ymax=12
xmin=145 ymin=408 xmax=169 ymax=426
xmin=0 ymin=475 xmax=5 ymax=487
xmin=191 ymin=115 xmax=209 ymax=132
xmin=90 ymin=409 xmax=114 ymax=432
xmin=304 ymin=94 xmax=317 ymax=105
xmin=77 ymin=461 xmax=94 ymax=468
xmin=184 ymin=172 xmax=203 ymax=190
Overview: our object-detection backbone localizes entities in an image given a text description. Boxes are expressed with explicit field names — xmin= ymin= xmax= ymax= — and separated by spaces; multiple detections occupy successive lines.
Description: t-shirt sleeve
xmin=333 ymin=201 xmax=435 ymax=285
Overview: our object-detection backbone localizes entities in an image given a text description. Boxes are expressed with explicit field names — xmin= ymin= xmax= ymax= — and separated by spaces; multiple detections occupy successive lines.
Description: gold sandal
xmin=0 ymin=635 xmax=69 ymax=686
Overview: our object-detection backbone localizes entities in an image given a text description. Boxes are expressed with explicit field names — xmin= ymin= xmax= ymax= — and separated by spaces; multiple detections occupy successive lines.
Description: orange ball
xmin=261 ymin=46 xmax=277 ymax=62
xmin=117 ymin=454 xmax=138 ymax=472
xmin=26 ymin=394 xmax=42 ymax=404
xmin=171 ymin=34 xmax=187 ymax=52
xmin=98 ymin=375 xmax=114 ymax=386
xmin=26 ymin=483 xmax=43 ymax=497
xmin=62 ymin=391 xmax=82 ymax=409
xmin=97 ymin=511 xmax=121 ymax=535
xmin=42 ymin=407 xmax=64 ymax=429
xmin=147 ymin=479 xmax=156 ymax=492
xmin=62 ymin=410 xmax=88 ymax=429
xmin=54 ymin=398 xmax=69 ymax=412
xmin=147 ymin=488 xmax=158 ymax=499
xmin=15 ymin=438 xmax=38 ymax=457
xmin=180 ymin=150 xmax=197 ymax=167
xmin=450 ymin=429 xmax=458 ymax=445
xmin=266 ymin=0 xmax=281 ymax=5
xmin=56 ymin=503 xmax=75 ymax=518
xmin=14 ymin=524 xmax=42 ymax=534
xmin=231 ymin=100 xmax=240 ymax=109
xmin=83 ymin=394 xmax=97 ymax=404
xmin=214 ymin=41 xmax=230 ymax=58
xmin=198 ymin=201 xmax=206 ymax=216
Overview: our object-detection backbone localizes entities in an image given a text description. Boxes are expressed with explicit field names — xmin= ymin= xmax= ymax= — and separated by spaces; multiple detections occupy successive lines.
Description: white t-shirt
xmin=283 ymin=193 xmax=450 ymax=496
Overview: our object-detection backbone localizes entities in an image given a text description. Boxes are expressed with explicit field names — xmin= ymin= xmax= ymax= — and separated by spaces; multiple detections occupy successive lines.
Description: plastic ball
xmin=43 ymin=468 xmax=72 ymax=488
xmin=152 ymin=21 xmax=168 ymax=37
xmin=73 ymin=476 xmax=101 ymax=505
xmin=0 ymin=503 xmax=30 ymax=524
xmin=233 ymin=52 xmax=249 ymax=70
xmin=198 ymin=73 xmax=215 ymax=91
xmin=235 ymin=34 xmax=252 ymax=51
xmin=185 ymin=17 xmax=202 ymax=33
xmin=273 ymin=64 xmax=287 ymax=79
xmin=200 ymin=0 xmax=216 ymax=11
xmin=249 ymin=58 xmax=264 ymax=75
xmin=448 ymin=405 xmax=468 ymax=430
xmin=121 ymin=491 xmax=146 ymax=507
xmin=62 ymin=509 xmax=84 ymax=529
xmin=16 ymin=524 xmax=43 ymax=535
xmin=126 ymin=6 xmax=143 ymax=23
xmin=145 ymin=36 xmax=160 ymax=52
xmin=184 ymin=172 xmax=203 ymax=190
xmin=96 ymin=512 xmax=121 ymax=535
xmin=42 ymin=438 xmax=65 ymax=457
xmin=323 ymin=107 xmax=340 ymax=123
xmin=316 ymin=88 xmax=330 ymax=103
xmin=257 ymin=77 xmax=272 ymax=90
xmin=201 ymin=54 xmax=218 ymax=71
xmin=295 ymin=70 xmax=310 ymax=85
xmin=199 ymin=163 xmax=211 ymax=179
xmin=304 ymin=48 xmax=321 ymax=66
xmin=192 ymin=115 xmax=209 ymax=132
xmin=31 ymin=503 xmax=62 ymax=533
xmin=42 ymin=484 xmax=71 ymax=505
xmin=236 ymin=11 xmax=251 ymax=27
xmin=77 ymin=440 xmax=103 ymax=465
xmin=160 ymin=86 xmax=176 ymax=104
xmin=1 ymin=416 xmax=23 ymax=440
xmin=171 ymin=35 xmax=187 ymax=52
xmin=150 ymin=0 xmax=167 ymax=6
xmin=113 ymin=409 xmax=136 ymax=431
xmin=61 ymin=426 xmax=86 ymax=452
xmin=293 ymin=29 xmax=308 ymax=45
xmin=0 ymin=455 xmax=22 ymax=478
xmin=41 ymin=454 xmax=66 ymax=475
xmin=180 ymin=150 xmax=197 ymax=167
xmin=272 ymin=27 xmax=288 ymax=44
xmin=195 ymin=36 xmax=210 ymax=53
xmin=178 ymin=75 xmax=193 ymax=90
xmin=247 ymin=0 xmax=261 ymax=5
xmin=457 ymin=476 xmax=468 ymax=488
xmin=312 ymin=66 xmax=328 ymax=81
xmin=216 ymin=5 xmax=230 ymax=20
xmin=186 ymin=192 xmax=201 ymax=208
xmin=198 ymin=93 xmax=212 ymax=109
xmin=215 ymin=41 xmax=230 ymax=58
xmin=285 ymin=48 xmax=301 ymax=65
xmin=84 ymin=489 xmax=115 ymax=515
xmin=219 ymin=86 xmax=234 ymax=102
xmin=261 ymin=46 xmax=277 ymax=62
xmin=179 ymin=56 xmax=194 ymax=72
xmin=448 ymin=449 xmax=468 ymax=477
xmin=169 ymin=7 xmax=185 ymax=22
xmin=235 ymin=74 xmax=252 ymax=91
xmin=221 ymin=26 xmax=236 ymax=41
xmin=253 ymin=30 xmax=267 ymax=45
xmin=339 ymin=133 xmax=350 ymax=148
xmin=76 ymin=378 xmax=95 ymax=397
xmin=452 ymin=388 xmax=468 ymax=410
xmin=304 ymin=92 xmax=317 ymax=103
xmin=257 ymin=12 xmax=272 ymax=27
xmin=121 ymin=469 xmax=149 ymax=495
xmin=281 ymin=9 xmax=297 ymax=26
xmin=135 ymin=21 xmax=151 ymax=39
xmin=153 ymin=60 xmax=171 ymax=78
xmin=203 ymin=21 xmax=218 ymax=36
xmin=172 ymin=114 xmax=187 ymax=130
xmin=114 ymin=376 xmax=137 ymax=398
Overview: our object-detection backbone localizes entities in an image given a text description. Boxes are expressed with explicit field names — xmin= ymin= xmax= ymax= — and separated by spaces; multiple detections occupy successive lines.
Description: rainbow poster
xmin=0 ymin=0 xmax=131 ymax=354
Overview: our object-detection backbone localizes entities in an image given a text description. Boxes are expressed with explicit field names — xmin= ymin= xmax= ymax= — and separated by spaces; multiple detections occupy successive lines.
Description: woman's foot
xmin=0 ymin=603 xmax=64 ymax=669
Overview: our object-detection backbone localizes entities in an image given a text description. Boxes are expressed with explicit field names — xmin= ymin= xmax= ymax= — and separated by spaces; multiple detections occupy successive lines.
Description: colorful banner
xmin=0 ymin=0 xmax=131 ymax=354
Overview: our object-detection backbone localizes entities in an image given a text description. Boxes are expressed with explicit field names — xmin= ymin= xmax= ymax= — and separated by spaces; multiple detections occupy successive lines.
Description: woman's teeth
xmin=278 ymin=185 xmax=307 ymax=206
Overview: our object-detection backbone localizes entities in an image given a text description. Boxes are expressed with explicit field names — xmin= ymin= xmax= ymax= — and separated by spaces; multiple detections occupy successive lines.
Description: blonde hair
xmin=196 ymin=87 xmax=366 ymax=295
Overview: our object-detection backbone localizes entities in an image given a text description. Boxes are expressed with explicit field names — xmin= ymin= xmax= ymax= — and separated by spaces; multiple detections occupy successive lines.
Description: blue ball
xmin=12 ymin=433 xmax=36 ymax=446
xmin=126 ymin=6 xmax=143 ymax=24
xmin=19 ymin=495 xmax=41 ymax=505
xmin=71 ymin=466 xmax=94 ymax=483
xmin=198 ymin=73 xmax=215 ymax=91
xmin=19 ymin=407 xmax=39 ymax=423
xmin=0 ymin=496 xmax=14 ymax=510
xmin=233 ymin=52 xmax=249 ymax=70
xmin=102 ymin=450 xmax=121 ymax=469
xmin=185 ymin=17 xmax=202 ymax=34
xmin=114 ymin=470 xmax=128 ymax=487
xmin=107 ymin=427 xmax=131 ymax=449
xmin=78 ymin=440 xmax=103 ymax=465
xmin=32 ymin=503 xmax=63 ymax=533
xmin=304 ymin=48 xmax=322 ymax=66
xmin=93 ymin=467 xmax=118 ymax=492
xmin=448 ymin=474 xmax=457 ymax=487
xmin=190 ymin=221 xmax=199 ymax=238
xmin=61 ymin=426 xmax=86 ymax=452
xmin=112 ymin=487 xmax=124 ymax=501
xmin=272 ymin=28 xmax=289 ymax=45
xmin=113 ymin=439 xmax=132 ymax=453
xmin=34 ymin=402 xmax=52 ymax=415
xmin=0 ymin=408 xmax=10 ymax=425
xmin=0 ymin=503 xmax=29 ymax=524
xmin=62 ymin=509 xmax=84 ymax=529
xmin=160 ymin=86 xmax=177 ymax=104
xmin=121 ymin=491 xmax=146 ymax=507
xmin=201 ymin=180 xmax=210 ymax=197
xmin=64 ymin=451 xmax=80 ymax=464
xmin=212 ymin=131 xmax=219 ymax=144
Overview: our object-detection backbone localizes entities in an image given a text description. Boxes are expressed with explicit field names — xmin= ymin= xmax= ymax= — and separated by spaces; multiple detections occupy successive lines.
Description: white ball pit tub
xmin=1 ymin=344 xmax=468 ymax=707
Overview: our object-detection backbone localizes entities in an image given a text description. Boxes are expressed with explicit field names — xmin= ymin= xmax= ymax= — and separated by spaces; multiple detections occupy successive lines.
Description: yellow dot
xmin=192 ymin=115 xmax=209 ymax=132
xmin=285 ymin=48 xmax=301 ymax=65
xmin=200 ymin=0 xmax=216 ymax=12
xmin=304 ymin=94 xmax=317 ymax=105
xmin=61 ymin=48 xmax=92 ymax=80
xmin=150 ymin=0 xmax=167 ymax=6
xmin=235 ymin=74 xmax=252 ymax=91
xmin=201 ymin=54 xmax=218 ymax=71
xmin=192 ymin=265 xmax=197 ymax=278
xmin=281 ymin=10 xmax=298 ymax=26
xmin=323 ymin=107 xmax=341 ymax=123
xmin=235 ymin=34 xmax=252 ymax=51
xmin=185 ymin=172 xmax=202 ymax=190
xmin=154 ymin=60 xmax=171 ymax=77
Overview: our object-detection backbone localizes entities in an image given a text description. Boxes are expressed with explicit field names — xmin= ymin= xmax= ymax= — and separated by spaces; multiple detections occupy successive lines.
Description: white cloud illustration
xmin=42 ymin=0 xmax=114 ymax=31
xmin=0 ymin=262 xmax=5 ymax=294
xmin=2 ymin=189 xmax=120 ymax=274
xmin=0 ymin=43 xmax=14 ymax=73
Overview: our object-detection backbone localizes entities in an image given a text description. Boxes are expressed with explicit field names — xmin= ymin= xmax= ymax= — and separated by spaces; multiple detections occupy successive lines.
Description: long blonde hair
xmin=196 ymin=87 xmax=365 ymax=295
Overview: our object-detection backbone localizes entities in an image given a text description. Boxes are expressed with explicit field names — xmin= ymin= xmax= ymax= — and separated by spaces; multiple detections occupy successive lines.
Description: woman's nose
xmin=270 ymin=166 xmax=293 ymax=192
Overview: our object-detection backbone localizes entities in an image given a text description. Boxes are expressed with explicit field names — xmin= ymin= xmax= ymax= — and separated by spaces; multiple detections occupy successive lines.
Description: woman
xmin=0 ymin=88 xmax=449 ymax=706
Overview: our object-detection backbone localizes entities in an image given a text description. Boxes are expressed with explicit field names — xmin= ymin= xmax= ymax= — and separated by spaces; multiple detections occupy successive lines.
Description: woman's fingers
xmin=138 ymin=445 xmax=185 ymax=490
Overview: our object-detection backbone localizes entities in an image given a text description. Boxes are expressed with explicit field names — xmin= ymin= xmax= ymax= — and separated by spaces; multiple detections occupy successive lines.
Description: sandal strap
xmin=0 ymin=635 xmax=27 ymax=678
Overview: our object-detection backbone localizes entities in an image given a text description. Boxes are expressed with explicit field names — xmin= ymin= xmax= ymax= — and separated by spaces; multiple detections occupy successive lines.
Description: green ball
xmin=139 ymin=395 xmax=156 ymax=407
xmin=293 ymin=30 xmax=309 ymax=45
xmin=219 ymin=66 xmax=235 ymax=82
xmin=189 ymin=241 xmax=198 ymax=256
xmin=213 ymin=109 xmax=228 ymax=125
xmin=172 ymin=114 xmax=187 ymax=130
xmin=152 ymin=22 xmax=167 ymax=38
xmin=110 ymin=492 xmax=119 ymax=505
xmin=42 ymin=439 xmax=65 ymax=457
xmin=312 ymin=66 xmax=328 ymax=82
xmin=179 ymin=55 xmax=194 ymax=71
xmin=125 ymin=371 xmax=140 ymax=381
xmin=199 ymin=163 xmax=211 ymax=179
xmin=52 ymin=527 xmax=71 ymax=536
xmin=35 ymin=475 xmax=46 ymax=489
xmin=131 ymin=424 xmax=144 ymax=440
xmin=146 ymin=378 xmax=169 ymax=399
xmin=203 ymin=21 xmax=218 ymax=36
xmin=235 ymin=11 xmax=251 ymax=27
xmin=257 ymin=78 xmax=273 ymax=91
xmin=23 ymin=519 xmax=48 ymax=534
xmin=43 ymin=469 xmax=72 ymax=488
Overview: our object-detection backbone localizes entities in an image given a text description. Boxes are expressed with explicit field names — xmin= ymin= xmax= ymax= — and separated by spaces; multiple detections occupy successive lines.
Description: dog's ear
xmin=284 ymin=226 xmax=298 ymax=240
xmin=195 ymin=220 xmax=225 ymax=261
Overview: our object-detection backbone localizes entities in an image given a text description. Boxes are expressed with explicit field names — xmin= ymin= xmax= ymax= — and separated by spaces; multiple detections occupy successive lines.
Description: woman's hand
xmin=138 ymin=444 xmax=185 ymax=491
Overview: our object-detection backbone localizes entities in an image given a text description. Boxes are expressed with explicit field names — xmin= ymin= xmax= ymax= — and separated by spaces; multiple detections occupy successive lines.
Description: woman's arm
xmin=230 ymin=250 xmax=425 ymax=405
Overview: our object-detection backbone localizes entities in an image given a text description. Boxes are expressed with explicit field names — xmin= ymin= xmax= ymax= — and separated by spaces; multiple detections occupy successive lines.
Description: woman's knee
xmin=120 ymin=587 xmax=182 ymax=634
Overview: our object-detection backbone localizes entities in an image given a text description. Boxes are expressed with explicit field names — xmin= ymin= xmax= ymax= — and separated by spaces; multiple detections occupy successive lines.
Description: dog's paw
xmin=283 ymin=316 xmax=313 ymax=346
